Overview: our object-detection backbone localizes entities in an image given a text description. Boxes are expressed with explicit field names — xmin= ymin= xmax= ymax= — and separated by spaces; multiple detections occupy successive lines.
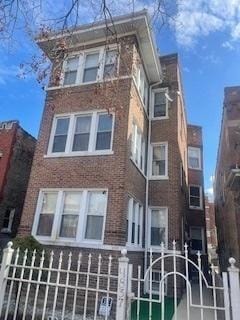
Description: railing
xmin=0 ymin=242 xmax=239 ymax=320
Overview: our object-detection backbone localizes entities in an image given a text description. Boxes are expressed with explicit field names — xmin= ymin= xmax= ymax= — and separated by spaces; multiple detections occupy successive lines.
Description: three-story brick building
xmin=18 ymin=10 xmax=207 ymax=292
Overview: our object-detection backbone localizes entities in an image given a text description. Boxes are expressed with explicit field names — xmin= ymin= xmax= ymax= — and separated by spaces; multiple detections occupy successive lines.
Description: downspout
xmin=144 ymin=81 xmax=162 ymax=279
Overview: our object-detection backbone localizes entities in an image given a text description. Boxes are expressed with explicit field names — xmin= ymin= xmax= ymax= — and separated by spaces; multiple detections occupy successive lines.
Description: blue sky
xmin=0 ymin=0 xmax=240 ymax=197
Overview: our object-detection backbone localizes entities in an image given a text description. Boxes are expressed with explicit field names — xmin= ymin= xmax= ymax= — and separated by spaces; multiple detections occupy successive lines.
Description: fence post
xmin=0 ymin=242 xmax=14 ymax=317
xmin=116 ymin=249 xmax=129 ymax=320
xmin=228 ymin=257 xmax=240 ymax=320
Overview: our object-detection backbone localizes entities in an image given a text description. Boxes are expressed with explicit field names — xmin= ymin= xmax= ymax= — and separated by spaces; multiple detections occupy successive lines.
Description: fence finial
xmin=6 ymin=241 xmax=13 ymax=249
xmin=121 ymin=248 xmax=127 ymax=257
xmin=229 ymin=257 xmax=236 ymax=268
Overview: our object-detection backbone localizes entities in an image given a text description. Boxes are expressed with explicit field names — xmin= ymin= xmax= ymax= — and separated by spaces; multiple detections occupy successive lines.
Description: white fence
xmin=0 ymin=242 xmax=239 ymax=320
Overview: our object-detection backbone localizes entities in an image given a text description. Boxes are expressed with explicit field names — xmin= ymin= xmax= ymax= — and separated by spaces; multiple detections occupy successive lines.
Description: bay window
xmin=33 ymin=189 xmax=107 ymax=244
xmin=48 ymin=111 xmax=114 ymax=156
xmin=61 ymin=46 xmax=119 ymax=86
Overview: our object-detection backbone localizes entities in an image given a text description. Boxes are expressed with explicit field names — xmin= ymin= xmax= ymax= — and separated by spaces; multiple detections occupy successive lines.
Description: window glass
xmin=104 ymin=50 xmax=118 ymax=78
xmin=85 ymin=191 xmax=106 ymax=240
xmin=2 ymin=208 xmax=15 ymax=231
xmin=63 ymin=57 xmax=78 ymax=85
xmin=151 ymin=209 xmax=167 ymax=246
xmin=60 ymin=192 xmax=81 ymax=238
xmin=188 ymin=147 xmax=201 ymax=169
xmin=96 ymin=114 xmax=113 ymax=150
xmin=189 ymin=186 xmax=201 ymax=208
xmin=52 ymin=118 xmax=69 ymax=153
xmin=154 ymin=91 xmax=166 ymax=117
xmin=83 ymin=53 xmax=99 ymax=83
xmin=72 ymin=116 xmax=92 ymax=151
xmin=37 ymin=192 xmax=58 ymax=236
xmin=191 ymin=227 xmax=203 ymax=251
xmin=152 ymin=145 xmax=166 ymax=176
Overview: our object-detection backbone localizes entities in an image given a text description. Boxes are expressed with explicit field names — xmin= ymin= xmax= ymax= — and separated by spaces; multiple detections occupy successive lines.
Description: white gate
xmin=124 ymin=241 xmax=240 ymax=320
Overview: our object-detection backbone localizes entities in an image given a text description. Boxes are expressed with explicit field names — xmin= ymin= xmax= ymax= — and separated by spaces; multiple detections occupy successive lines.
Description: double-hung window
xmin=48 ymin=111 xmax=114 ymax=156
xmin=150 ymin=143 xmax=168 ymax=179
xmin=189 ymin=185 xmax=202 ymax=209
xmin=52 ymin=118 xmax=70 ymax=153
xmin=83 ymin=52 xmax=99 ymax=83
xmin=190 ymin=227 xmax=204 ymax=253
xmin=152 ymin=88 xmax=168 ymax=119
xmin=131 ymin=123 xmax=146 ymax=173
xmin=133 ymin=62 xmax=149 ymax=110
xmin=85 ymin=192 xmax=106 ymax=240
xmin=72 ymin=115 xmax=92 ymax=151
xmin=127 ymin=198 xmax=143 ymax=247
xmin=149 ymin=208 xmax=168 ymax=248
xmin=188 ymin=147 xmax=201 ymax=170
xmin=104 ymin=50 xmax=118 ymax=78
xmin=33 ymin=189 xmax=107 ymax=244
xmin=1 ymin=208 xmax=15 ymax=233
xmin=63 ymin=57 xmax=79 ymax=85
xmin=62 ymin=46 xmax=119 ymax=86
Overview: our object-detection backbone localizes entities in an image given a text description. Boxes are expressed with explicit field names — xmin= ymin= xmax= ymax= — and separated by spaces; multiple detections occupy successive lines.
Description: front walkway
xmin=173 ymin=283 xmax=215 ymax=320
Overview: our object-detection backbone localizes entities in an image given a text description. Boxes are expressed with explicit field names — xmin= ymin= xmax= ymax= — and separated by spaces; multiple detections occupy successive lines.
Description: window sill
xmin=149 ymin=176 xmax=169 ymax=181
xmin=126 ymin=245 xmax=143 ymax=251
xmin=46 ymin=75 xmax=132 ymax=91
xmin=1 ymin=229 xmax=11 ymax=234
xmin=147 ymin=247 xmax=182 ymax=254
xmin=188 ymin=167 xmax=202 ymax=171
xmin=34 ymin=236 xmax=103 ymax=247
xmin=151 ymin=116 xmax=169 ymax=121
xmin=130 ymin=157 xmax=147 ymax=179
xmin=44 ymin=150 xmax=114 ymax=158
xmin=189 ymin=206 xmax=203 ymax=211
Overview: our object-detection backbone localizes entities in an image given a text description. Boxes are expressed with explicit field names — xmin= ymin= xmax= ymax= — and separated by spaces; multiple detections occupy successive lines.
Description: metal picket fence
xmin=0 ymin=242 xmax=239 ymax=320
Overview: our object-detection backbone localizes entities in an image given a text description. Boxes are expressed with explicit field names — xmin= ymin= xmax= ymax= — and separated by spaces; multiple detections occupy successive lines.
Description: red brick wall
xmin=0 ymin=122 xmax=18 ymax=199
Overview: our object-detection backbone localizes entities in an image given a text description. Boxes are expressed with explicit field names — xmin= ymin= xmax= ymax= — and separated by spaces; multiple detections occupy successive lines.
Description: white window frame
xmin=32 ymin=188 xmax=108 ymax=245
xmin=149 ymin=142 xmax=168 ymax=180
xmin=61 ymin=45 xmax=120 ymax=87
xmin=189 ymin=185 xmax=203 ymax=210
xmin=133 ymin=61 xmax=149 ymax=111
xmin=148 ymin=207 xmax=168 ymax=249
xmin=1 ymin=208 xmax=15 ymax=233
xmin=47 ymin=110 xmax=115 ymax=157
xmin=188 ymin=146 xmax=201 ymax=170
xmin=147 ymin=269 xmax=167 ymax=296
xmin=127 ymin=197 xmax=143 ymax=248
xmin=190 ymin=226 xmax=205 ymax=254
xmin=151 ymin=88 xmax=169 ymax=120
xmin=131 ymin=122 xmax=146 ymax=174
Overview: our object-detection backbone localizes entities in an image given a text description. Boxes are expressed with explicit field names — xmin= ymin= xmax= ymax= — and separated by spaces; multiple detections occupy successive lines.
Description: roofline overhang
xmin=36 ymin=10 xmax=162 ymax=83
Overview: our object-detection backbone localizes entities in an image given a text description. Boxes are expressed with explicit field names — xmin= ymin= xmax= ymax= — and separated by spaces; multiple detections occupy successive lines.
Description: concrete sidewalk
xmin=172 ymin=283 xmax=216 ymax=320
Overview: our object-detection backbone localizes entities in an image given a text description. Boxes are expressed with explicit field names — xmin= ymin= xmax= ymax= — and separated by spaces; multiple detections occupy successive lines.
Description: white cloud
xmin=222 ymin=41 xmax=234 ymax=50
xmin=173 ymin=0 xmax=240 ymax=47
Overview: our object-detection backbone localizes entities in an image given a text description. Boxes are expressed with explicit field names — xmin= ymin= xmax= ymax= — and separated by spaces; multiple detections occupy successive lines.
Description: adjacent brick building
xmin=205 ymin=196 xmax=218 ymax=263
xmin=215 ymin=86 xmax=240 ymax=271
xmin=0 ymin=120 xmax=36 ymax=246
xmin=18 ymin=11 xmax=207 ymax=294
